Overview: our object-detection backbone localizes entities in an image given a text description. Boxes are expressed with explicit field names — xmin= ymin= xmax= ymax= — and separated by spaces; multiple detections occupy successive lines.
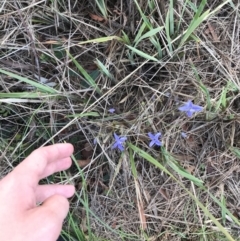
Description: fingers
xmin=40 ymin=157 xmax=72 ymax=180
xmin=42 ymin=194 xmax=69 ymax=220
xmin=35 ymin=184 xmax=75 ymax=203
xmin=28 ymin=195 xmax=70 ymax=241
xmin=13 ymin=143 xmax=74 ymax=186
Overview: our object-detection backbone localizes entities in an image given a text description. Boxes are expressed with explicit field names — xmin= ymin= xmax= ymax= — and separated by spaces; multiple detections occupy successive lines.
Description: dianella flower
xmin=148 ymin=132 xmax=162 ymax=147
xmin=108 ymin=108 xmax=115 ymax=113
xmin=112 ymin=133 xmax=127 ymax=151
xmin=178 ymin=100 xmax=203 ymax=117
xmin=181 ymin=132 xmax=187 ymax=138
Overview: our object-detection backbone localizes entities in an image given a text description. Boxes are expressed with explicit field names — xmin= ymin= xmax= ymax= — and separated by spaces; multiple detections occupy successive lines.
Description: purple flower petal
xmin=148 ymin=132 xmax=155 ymax=139
xmin=118 ymin=144 xmax=124 ymax=151
xmin=108 ymin=108 xmax=115 ymax=113
xmin=120 ymin=136 xmax=127 ymax=141
xmin=178 ymin=100 xmax=203 ymax=117
xmin=149 ymin=140 xmax=155 ymax=147
xmin=155 ymin=140 xmax=162 ymax=146
xmin=112 ymin=142 xmax=118 ymax=149
xmin=148 ymin=132 xmax=162 ymax=147
xmin=181 ymin=132 xmax=187 ymax=138
xmin=112 ymin=133 xmax=127 ymax=151
xmin=186 ymin=110 xmax=193 ymax=117
xmin=178 ymin=105 xmax=190 ymax=112
xmin=192 ymin=104 xmax=203 ymax=111
xmin=114 ymin=133 xmax=119 ymax=140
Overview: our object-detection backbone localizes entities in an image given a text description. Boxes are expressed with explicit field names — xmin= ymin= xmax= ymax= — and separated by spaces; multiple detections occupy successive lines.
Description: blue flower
xmin=112 ymin=133 xmax=127 ymax=151
xmin=181 ymin=132 xmax=187 ymax=138
xmin=178 ymin=100 xmax=203 ymax=117
xmin=108 ymin=108 xmax=115 ymax=113
xmin=148 ymin=132 xmax=162 ymax=147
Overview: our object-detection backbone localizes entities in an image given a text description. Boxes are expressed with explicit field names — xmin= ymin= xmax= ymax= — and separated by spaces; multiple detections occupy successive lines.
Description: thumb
xmin=41 ymin=194 xmax=70 ymax=222
xmin=29 ymin=195 xmax=70 ymax=241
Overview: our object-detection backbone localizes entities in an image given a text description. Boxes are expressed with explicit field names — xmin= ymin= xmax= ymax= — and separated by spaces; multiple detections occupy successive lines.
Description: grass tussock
xmin=1 ymin=0 xmax=240 ymax=240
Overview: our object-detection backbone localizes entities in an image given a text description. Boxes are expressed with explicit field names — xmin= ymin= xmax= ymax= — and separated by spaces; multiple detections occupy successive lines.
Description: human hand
xmin=0 ymin=143 xmax=75 ymax=241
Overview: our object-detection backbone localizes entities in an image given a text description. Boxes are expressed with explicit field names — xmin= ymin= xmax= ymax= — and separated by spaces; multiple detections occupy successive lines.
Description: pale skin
xmin=0 ymin=143 xmax=75 ymax=241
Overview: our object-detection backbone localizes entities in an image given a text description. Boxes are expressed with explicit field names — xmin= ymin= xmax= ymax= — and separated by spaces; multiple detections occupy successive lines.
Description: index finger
xmin=13 ymin=143 xmax=74 ymax=186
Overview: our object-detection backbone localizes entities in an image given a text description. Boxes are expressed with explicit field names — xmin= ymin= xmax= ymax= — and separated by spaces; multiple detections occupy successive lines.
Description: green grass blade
xmin=169 ymin=0 xmax=174 ymax=35
xmin=77 ymin=36 xmax=123 ymax=45
xmin=230 ymin=146 xmax=240 ymax=158
xmin=165 ymin=0 xmax=175 ymax=53
xmin=135 ymin=26 xmax=163 ymax=47
xmin=132 ymin=1 xmax=163 ymax=58
xmin=0 ymin=69 xmax=58 ymax=94
xmin=180 ymin=9 xmax=210 ymax=46
xmin=190 ymin=61 xmax=211 ymax=110
xmin=121 ymin=31 xmax=131 ymax=45
xmin=180 ymin=0 xmax=231 ymax=47
xmin=95 ymin=58 xmax=115 ymax=81
xmin=0 ymin=92 xmax=56 ymax=98
xmin=126 ymin=45 xmax=159 ymax=62
xmin=176 ymin=0 xmax=188 ymax=32
xmin=206 ymin=188 xmax=240 ymax=226
xmin=133 ymin=0 xmax=152 ymax=29
xmin=134 ymin=22 xmax=147 ymax=45
xmin=67 ymin=52 xmax=102 ymax=94
xmin=221 ymin=194 xmax=226 ymax=226
xmin=66 ymin=112 xmax=100 ymax=118
xmin=191 ymin=0 xmax=207 ymax=23
xmin=95 ymin=0 xmax=108 ymax=18
xmin=165 ymin=10 xmax=173 ymax=53
xmin=128 ymin=143 xmax=235 ymax=241
xmin=216 ymin=87 xmax=227 ymax=111
xmin=128 ymin=143 xmax=192 ymax=180
xmin=162 ymin=147 xmax=203 ymax=186
xmin=70 ymin=153 xmax=137 ymax=240
xmin=129 ymin=148 xmax=137 ymax=178
xmin=129 ymin=143 xmax=203 ymax=186
xmin=148 ymin=0 xmax=156 ymax=11
xmin=149 ymin=37 xmax=162 ymax=59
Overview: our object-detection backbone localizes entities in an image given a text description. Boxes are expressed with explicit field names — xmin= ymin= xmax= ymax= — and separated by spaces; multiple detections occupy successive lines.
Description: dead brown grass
xmin=1 ymin=0 xmax=240 ymax=240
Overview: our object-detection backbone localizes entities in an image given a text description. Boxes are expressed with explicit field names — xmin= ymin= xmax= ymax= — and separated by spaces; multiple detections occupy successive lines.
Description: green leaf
xmin=121 ymin=31 xmax=131 ymax=45
xmin=126 ymin=45 xmax=159 ymax=62
xmin=133 ymin=0 xmax=152 ymax=29
xmin=162 ymin=148 xmax=203 ymax=186
xmin=134 ymin=26 xmax=163 ymax=47
xmin=180 ymin=9 xmax=210 ymax=46
xmin=190 ymin=61 xmax=211 ymax=110
xmin=95 ymin=59 xmax=115 ymax=82
xmin=230 ymin=146 xmax=240 ymax=158
xmin=0 ymin=69 xmax=58 ymax=94
xmin=95 ymin=0 xmax=108 ymax=18
xmin=169 ymin=0 xmax=174 ymax=35
xmin=77 ymin=36 xmax=123 ymax=45
xmin=165 ymin=10 xmax=173 ymax=53
xmin=134 ymin=22 xmax=147 ymax=45
xmin=66 ymin=112 xmax=100 ymax=118
xmin=216 ymin=87 xmax=227 ymax=111
xmin=128 ymin=143 xmax=176 ymax=177
xmin=165 ymin=0 xmax=174 ymax=53
xmin=128 ymin=143 xmax=236 ymax=240
xmin=129 ymin=148 xmax=137 ymax=178
xmin=180 ymin=0 xmax=231 ymax=47
xmin=67 ymin=52 xmax=102 ymax=94
xmin=0 ymin=92 xmax=55 ymax=98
